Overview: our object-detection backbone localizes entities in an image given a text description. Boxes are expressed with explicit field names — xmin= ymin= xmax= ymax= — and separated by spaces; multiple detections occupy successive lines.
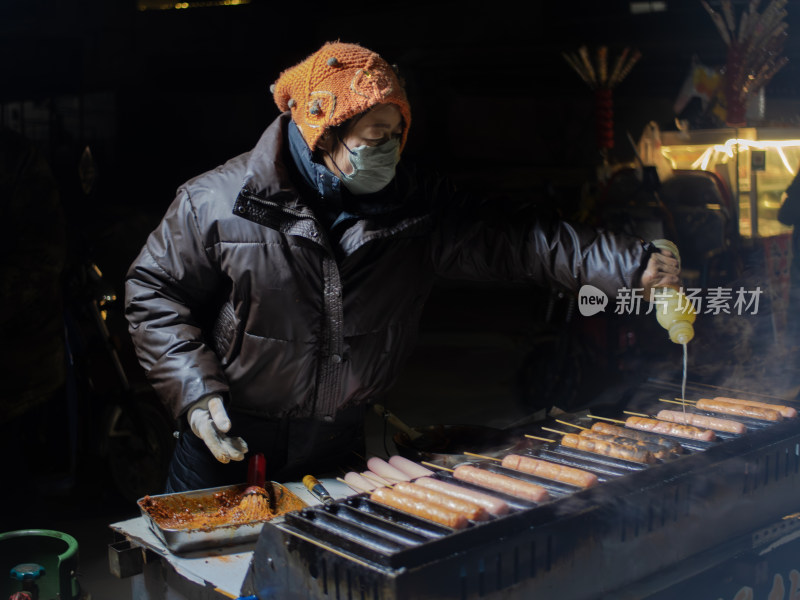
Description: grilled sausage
xmin=578 ymin=430 xmax=674 ymax=460
xmin=393 ymin=482 xmax=489 ymax=521
xmin=625 ymin=416 xmax=716 ymax=441
xmin=656 ymin=409 xmax=747 ymax=434
xmin=696 ymin=398 xmax=782 ymax=422
xmin=561 ymin=432 xmax=656 ymax=464
xmin=388 ymin=455 xmax=435 ymax=479
xmin=590 ymin=422 xmax=683 ymax=453
xmin=500 ymin=454 xmax=598 ymax=488
xmin=370 ymin=487 xmax=469 ymax=529
xmin=453 ymin=465 xmax=550 ymax=502
xmin=367 ymin=457 xmax=412 ymax=482
xmin=344 ymin=472 xmax=376 ymax=493
xmin=414 ymin=477 xmax=510 ymax=516
xmin=712 ymin=396 xmax=796 ymax=419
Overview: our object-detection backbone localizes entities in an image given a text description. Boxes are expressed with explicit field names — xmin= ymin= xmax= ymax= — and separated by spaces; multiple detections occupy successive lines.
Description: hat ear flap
xmin=271 ymin=76 xmax=292 ymax=112
xmin=273 ymin=59 xmax=309 ymax=112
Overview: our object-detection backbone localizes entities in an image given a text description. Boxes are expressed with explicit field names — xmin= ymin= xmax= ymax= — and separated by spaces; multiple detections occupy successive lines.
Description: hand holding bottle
xmin=643 ymin=239 xmax=696 ymax=345
xmin=640 ymin=239 xmax=682 ymax=301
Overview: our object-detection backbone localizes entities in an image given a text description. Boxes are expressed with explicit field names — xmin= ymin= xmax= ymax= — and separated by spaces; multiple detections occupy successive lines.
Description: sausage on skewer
xmin=695 ymin=399 xmax=782 ymax=422
xmin=453 ymin=465 xmax=550 ymax=502
xmin=578 ymin=430 xmax=675 ymax=460
xmin=367 ymin=457 xmax=412 ymax=482
xmin=712 ymin=396 xmax=796 ymax=419
xmin=414 ymin=477 xmax=510 ymax=516
xmin=370 ymin=487 xmax=468 ymax=529
xmin=343 ymin=471 xmax=376 ymax=493
xmin=714 ymin=396 xmax=797 ymax=419
xmin=589 ymin=422 xmax=683 ymax=453
xmin=388 ymin=455 xmax=435 ymax=479
xmin=500 ymin=454 xmax=598 ymax=488
xmin=656 ymin=409 xmax=746 ymax=434
xmin=393 ymin=482 xmax=489 ymax=521
xmin=561 ymin=432 xmax=656 ymax=464
xmin=625 ymin=416 xmax=716 ymax=441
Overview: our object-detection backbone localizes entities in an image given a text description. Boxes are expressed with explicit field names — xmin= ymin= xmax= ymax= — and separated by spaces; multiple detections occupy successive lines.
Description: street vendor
xmin=124 ymin=41 xmax=681 ymax=492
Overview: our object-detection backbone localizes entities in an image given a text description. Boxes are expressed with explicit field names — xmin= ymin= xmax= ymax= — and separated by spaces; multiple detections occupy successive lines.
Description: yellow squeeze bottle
xmin=648 ymin=239 xmax=695 ymax=345
xmin=654 ymin=288 xmax=696 ymax=344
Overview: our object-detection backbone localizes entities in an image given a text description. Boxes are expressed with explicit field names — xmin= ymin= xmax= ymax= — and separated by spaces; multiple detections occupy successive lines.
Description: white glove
xmin=188 ymin=394 xmax=248 ymax=463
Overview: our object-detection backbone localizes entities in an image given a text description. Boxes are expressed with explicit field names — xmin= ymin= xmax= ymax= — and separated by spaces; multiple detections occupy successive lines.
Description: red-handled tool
xmin=247 ymin=452 xmax=267 ymax=489
xmin=239 ymin=453 xmax=272 ymax=519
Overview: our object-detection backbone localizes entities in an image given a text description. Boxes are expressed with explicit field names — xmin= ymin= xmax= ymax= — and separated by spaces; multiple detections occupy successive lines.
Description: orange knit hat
xmin=271 ymin=42 xmax=411 ymax=152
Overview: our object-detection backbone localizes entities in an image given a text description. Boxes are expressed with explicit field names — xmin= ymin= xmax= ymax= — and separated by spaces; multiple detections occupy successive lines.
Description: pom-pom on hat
xmin=271 ymin=42 xmax=411 ymax=152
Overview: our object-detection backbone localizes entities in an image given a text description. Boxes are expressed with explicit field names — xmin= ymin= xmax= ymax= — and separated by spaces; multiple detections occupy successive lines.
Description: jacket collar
xmin=236 ymin=113 xmax=430 ymax=250
xmin=242 ymin=112 xmax=301 ymax=203
xmin=287 ymin=120 xmax=344 ymax=201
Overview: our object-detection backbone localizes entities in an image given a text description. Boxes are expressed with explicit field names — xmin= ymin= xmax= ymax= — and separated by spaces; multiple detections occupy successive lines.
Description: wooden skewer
xmin=648 ymin=379 xmax=790 ymax=403
xmin=422 ymin=461 xmax=453 ymax=472
xmin=556 ymin=419 xmax=588 ymax=430
xmin=361 ymin=471 xmax=393 ymax=486
xmin=336 ymin=477 xmax=376 ymax=494
xmin=336 ymin=477 xmax=372 ymax=495
xmin=524 ymin=434 xmax=557 ymax=443
xmin=364 ymin=474 xmax=399 ymax=490
xmin=659 ymin=398 xmax=693 ymax=406
xmin=464 ymin=451 xmax=502 ymax=462
xmin=623 ymin=410 xmax=649 ymax=417
xmin=541 ymin=427 xmax=567 ymax=436
xmin=674 ymin=397 xmax=697 ymax=404
xmin=587 ymin=414 xmax=626 ymax=424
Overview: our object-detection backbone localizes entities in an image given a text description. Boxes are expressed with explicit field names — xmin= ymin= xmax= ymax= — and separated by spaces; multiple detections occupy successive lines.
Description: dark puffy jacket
xmin=125 ymin=113 xmax=647 ymax=422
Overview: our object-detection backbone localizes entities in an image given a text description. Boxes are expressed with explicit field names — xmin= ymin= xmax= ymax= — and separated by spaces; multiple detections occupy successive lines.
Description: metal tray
xmin=137 ymin=482 xmax=306 ymax=554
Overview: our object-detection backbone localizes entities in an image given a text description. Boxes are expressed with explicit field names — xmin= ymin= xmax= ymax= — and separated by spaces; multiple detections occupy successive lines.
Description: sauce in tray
xmin=140 ymin=484 xmax=305 ymax=530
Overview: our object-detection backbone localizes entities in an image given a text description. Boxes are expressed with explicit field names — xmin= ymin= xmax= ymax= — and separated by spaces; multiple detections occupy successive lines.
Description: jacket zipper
xmin=238 ymin=188 xmax=333 ymax=250
xmin=236 ymin=188 xmax=344 ymax=420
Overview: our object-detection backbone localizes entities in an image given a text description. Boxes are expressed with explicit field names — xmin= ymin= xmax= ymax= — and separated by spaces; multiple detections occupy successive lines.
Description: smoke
xmin=687 ymin=264 xmax=800 ymax=401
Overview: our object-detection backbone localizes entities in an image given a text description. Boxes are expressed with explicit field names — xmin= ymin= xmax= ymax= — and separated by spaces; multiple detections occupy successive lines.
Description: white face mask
xmin=339 ymin=138 xmax=400 ymax=195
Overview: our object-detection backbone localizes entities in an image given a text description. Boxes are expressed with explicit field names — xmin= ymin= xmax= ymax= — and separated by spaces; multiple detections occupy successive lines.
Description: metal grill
xmin=242 ymin=394 xmax=800 ymax=600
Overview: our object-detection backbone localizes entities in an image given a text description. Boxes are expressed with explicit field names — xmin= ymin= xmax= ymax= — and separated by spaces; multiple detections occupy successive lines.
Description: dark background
xmin=4 ymin=0 xmax=800 ymax=437
xmin=5 ymin=0 xmax=800 ymax=216
xmin=3 ymin=5 xmax=800 ymax=594
xmin=4 ymin=0 xmax=800 ymax=498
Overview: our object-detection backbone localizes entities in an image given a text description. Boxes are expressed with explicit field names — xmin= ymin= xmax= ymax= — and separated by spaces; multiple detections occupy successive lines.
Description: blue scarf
xmin=287 ymin=121 xmax=404 ymax=231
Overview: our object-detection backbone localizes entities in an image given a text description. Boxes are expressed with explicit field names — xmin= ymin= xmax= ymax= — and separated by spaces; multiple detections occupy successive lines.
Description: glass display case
xmin=660 ymin=128 xmax=800 ymax=239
